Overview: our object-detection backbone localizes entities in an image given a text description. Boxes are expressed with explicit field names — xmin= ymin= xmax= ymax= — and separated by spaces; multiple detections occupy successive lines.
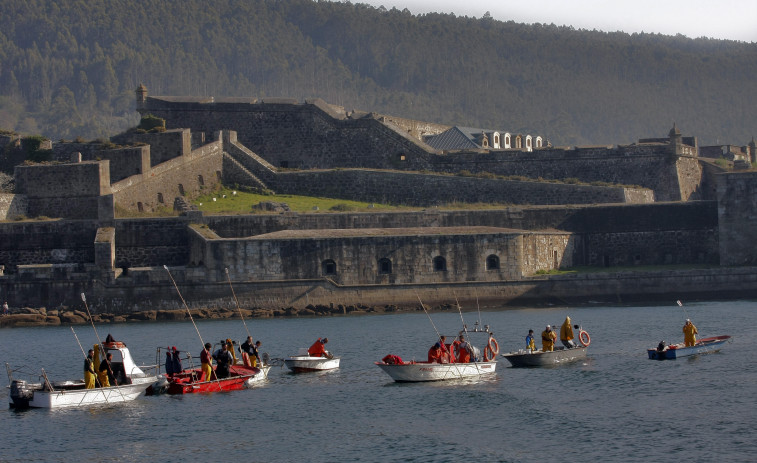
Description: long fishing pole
xmin=416 ymin=293 xmax=463 ymax=380
xmin=164 ymin=265 xmax=224 ymax=388
xmin=676 ymin=300 xmax=690 ymax=320
xmin=226 ymin=268 xmax=260 ymax=369
xmin=81 ymin=293 xmax=124 ymax=397
xmin=71 ymin=325 xmax=108 ymax=404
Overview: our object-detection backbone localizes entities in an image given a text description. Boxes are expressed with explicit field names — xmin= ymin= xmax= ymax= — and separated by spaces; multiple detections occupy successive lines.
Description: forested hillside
xmin=1 ymin=0 xmax=756 ymax=146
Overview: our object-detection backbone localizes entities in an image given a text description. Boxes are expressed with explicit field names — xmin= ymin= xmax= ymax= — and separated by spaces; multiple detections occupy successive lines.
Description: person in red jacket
xmin=308 ymin=337 xmax=330 ymax=357
xmin=427 ymin=343 xmax=443 ymax=363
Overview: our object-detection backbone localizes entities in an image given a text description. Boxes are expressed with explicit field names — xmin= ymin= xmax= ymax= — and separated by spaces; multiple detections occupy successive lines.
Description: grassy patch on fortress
xmin=194 ymin=187 xmax=408 ymax=214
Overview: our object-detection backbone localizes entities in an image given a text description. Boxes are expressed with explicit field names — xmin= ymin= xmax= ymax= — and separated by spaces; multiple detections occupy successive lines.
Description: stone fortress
xmin=1 ymin=84 xmax=757 ymax=313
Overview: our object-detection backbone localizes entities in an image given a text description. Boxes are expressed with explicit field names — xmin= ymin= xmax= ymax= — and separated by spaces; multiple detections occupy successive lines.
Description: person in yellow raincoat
xmin=541 ymin=325 xmax=556 ymax=352
xmin=226 ymin=339 xmax=238 ymax=364
xmin=683 ymin=319 xmax=698 ymax=347
xmin=560 ymin=316 xmax=576 ymax=348
xmin=526 ymin=330 xmax=536 ymax=351
xmin=84 ymin=349 xmax=97 ymax=389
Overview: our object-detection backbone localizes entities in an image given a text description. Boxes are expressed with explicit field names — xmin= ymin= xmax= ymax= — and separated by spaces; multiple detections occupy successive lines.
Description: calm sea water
xmin=1 ymin=300 xmax=755 ymax=463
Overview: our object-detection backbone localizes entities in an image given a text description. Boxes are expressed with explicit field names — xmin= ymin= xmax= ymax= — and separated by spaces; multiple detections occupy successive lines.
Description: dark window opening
xmin=322 ymin=259 xmax=337 ymax=275
xmin=198 ymin=175 xmax=205 ymax=186
xmin=379 ymin=258 xmax=392 ymax=274
xmin=280 ymin=161 xmax=289 ymax=168
xmin=433 ymin=256 xmax=447 ymax=272
xmin=486 ymin=254 xmax=499 ymax=270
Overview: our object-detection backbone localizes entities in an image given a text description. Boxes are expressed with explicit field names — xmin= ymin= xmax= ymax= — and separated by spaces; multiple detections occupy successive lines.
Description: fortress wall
xmin=114 ymin=218 xmax=190 ymax=267
xmin=126 ymin=129 xmax=192 ymax=166
xmin=272 ymin=169 xmax=652 ymax=207
xmin=717 ymin=172 xmax=757 ymax=265
xmin=521 ymin=233 xmax=574 ymax=274
xmin=53 ymin=143 xmax=151 ymax=183
xmin=141 ymin=98 xmax=434 ymax=170
xmin=203 ymin=201 xmax=717 ymax=237
xmin=195 ymin=231 xmax=525 ymax=285
xmin=14 ymin=161 xmax=110 ymax=219
xmin=675 ymin=156 xmax=704 ymax=200
xmin=0 ymin=193 xmax=27 ymax=220
xmin=376 ymin=114 xmax=450 ymax=140
xmin=111 ymin=142 xmax=223 ymax=213
xmin=0 ymin=220 xmax=98 ymax=269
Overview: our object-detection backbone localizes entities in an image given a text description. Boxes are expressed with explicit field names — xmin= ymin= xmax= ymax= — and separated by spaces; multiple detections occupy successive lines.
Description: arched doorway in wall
xmin=157 ymin=192 xmax=164 ymax=204
xmin=515 ymin=135 xmax=522 ymax=149
xmin=526 ymin=135 xmax=533 ymax=152
xmin=137 ymin=202 xmax=144 ymax=212
xmin=486 ymin=254 xmax=500 ymax=270
xmin=433 ymin=256 xmax=447 ymax=272
xmin=198 ymin=175 xmax=204 ymax=186
xmin=493 ymin=133 xmax=500 ymax=149
xmin=504 ymin=134 xmax=511 ymax=149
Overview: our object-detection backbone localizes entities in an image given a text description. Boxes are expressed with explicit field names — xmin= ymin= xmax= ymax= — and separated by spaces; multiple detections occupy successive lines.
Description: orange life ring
xmin=483 ymin=337 xmax=499 ymax=361
xmin=579 ymin=330 xmax=591 ymax=347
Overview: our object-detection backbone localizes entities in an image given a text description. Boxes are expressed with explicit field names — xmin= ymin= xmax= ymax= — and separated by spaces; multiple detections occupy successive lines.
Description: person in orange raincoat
xmin=427 ymin=343 xmax=443 ymax=363
xmin=308 ymin=337 xmax=329 ymax=357
xmin=456 ymin=334 xmax=471 ymax=363
xmin=683 ymin=319 xmax=698 ymax=347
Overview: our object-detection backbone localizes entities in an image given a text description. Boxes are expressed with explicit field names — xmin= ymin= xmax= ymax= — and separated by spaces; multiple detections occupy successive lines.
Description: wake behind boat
xmin=648 ymin=335 xmax=732 ymax=360
xmin=7 ymin=339 xmax=157 ymax=409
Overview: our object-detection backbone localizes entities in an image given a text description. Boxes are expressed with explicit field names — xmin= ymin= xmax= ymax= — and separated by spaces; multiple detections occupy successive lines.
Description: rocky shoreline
xmin=0 ymin=303 xmax=451 ymax=328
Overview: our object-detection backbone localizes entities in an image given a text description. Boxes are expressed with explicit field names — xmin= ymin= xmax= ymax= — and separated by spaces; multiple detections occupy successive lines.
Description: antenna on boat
xmin=676 ymin=300 xmax=691 ymax=320
xmin=225 ymin=268 xmax=251 ymax=339
xmin=474 ymin=288 xmax=483 ymax=330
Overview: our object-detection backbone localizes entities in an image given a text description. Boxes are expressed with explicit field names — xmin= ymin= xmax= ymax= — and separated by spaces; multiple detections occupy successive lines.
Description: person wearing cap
xmin=308 ymin=337 xmax=330 ymax=357
xmin=171 ymin=346 xmax=183 ymax=374
xmin=525 ymin=329 xmax=536 ymax=351
xmin=427 ymin=342 xmax=443 ymax=363
xmin=97 ymin=352 xmax=114 ymax=387
xmin=456 ymin=334 xmax=472 ymax=363
xmin=560 ymin=316 xmax=576 ymax=348
xmin=683 ymin=319 xmax=698 ymax=347
xmin=200 ymin=343 xmax=214 ymax=381
xmin=541 ymin=325 xmax=557 ymax=352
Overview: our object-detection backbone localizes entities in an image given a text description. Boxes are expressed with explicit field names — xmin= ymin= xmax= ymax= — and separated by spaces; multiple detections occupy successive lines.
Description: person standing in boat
xmin=200 ymin=343 xmax=214 ymax=381
xmin=456 ymin=334 xmax=472 ymax=363
xmin=84 ymin=349 xmax=97 ymax=389
xmin=165 ymin=348 xmax=175 ymax=377
xmin=683 ymin=319 xmax=698 ymax=347
xmin=171 ymin=347 xmax=183 ymax=374
xmin=214 ymin=342 xmax=234 ymax=379
xmin=308 ymin=337 xmax=331 ymax=358
xmin=526 ymin=329 xmax=536 ymax=351
xmin=541 ymin=325 xmax=557 ymax=352
xmin=560 ymin=316 xmax=576 ymax=348
xmin=97 ymin=352 xmax=114 ymax=387
xmin=438 ymin=335 xmax=451 ymax=363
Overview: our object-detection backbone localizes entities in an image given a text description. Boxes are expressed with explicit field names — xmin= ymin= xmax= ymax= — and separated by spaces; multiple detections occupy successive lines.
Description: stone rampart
xmin=0 ymin=220 xmax=99 ymax=269
xmin=272 ymin=169 xmax=654 ymax=207
xmin=114 ymin=218 xmax=190 ymax=268
xmin=53 ymin=143 xmax=151 ymax=183
xmin=120 ymin=129 xmax=192 ymax=167
xmin=111 ymin=140 xmax=223 ymax=213
xmin=717 ymin=171 xmax=757 ymax=265
xmin=0 ymin=193 xmax=27 ymax=220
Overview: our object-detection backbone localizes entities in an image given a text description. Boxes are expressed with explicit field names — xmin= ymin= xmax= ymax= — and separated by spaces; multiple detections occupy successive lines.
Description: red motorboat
xmin=148 ymin=364 xmax=269 ymax=395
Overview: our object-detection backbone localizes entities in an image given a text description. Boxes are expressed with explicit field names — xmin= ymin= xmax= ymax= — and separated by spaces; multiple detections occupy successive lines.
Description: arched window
xmin=198 ymin=175 xmax=205 ymax=186
xmin=322 ymin=259 xmax=337 ymax=275
xmin=526 ymin=135 xmax=533 ymax=151
xmin=486 ymin=254 xmax=500 ymax=270
xmin=137 ymin=202 xmax=144 ymax=212
xmin=378 ymin=258 xmax=392 ymax=274
xmin=504 ymin=134 xmax=511 ymax=149
xmin=433 ymin=256 xmax=447 ymax=272
xmin=535 ymin=136 xmax=543 ymax=148
xmin=157 ymin=192 xmax=164 ymax=203
xmin=515 ymin=135 xmax=522 ymax=149
xmin=492 ymin=132 xmax=500 ymax=149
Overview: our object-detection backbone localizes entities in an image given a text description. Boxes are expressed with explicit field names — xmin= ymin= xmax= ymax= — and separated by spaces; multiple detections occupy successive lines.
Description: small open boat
xmin=284 ymin=348 xmax=340 ymax=373
xmin=147 ymin=364 xmax=270 ymax=395
xmin=647 ymin=335 xmax=732 ymax=360
xmin=375 ymin=360 xmax=496 ymax=382
xmin=501 ymin=345 xmax=588 ymax=367
xmin=7 ymin=340 xmax=158 ymax=409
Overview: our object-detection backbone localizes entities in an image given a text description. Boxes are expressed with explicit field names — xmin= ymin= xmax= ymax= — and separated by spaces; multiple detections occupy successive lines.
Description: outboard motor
xmin=10 ymin=380 xmax=34 ymax=408
xmin=146 ymin=375 xmax=170 ymax=396
xmin=656 ymin=341 xmax=666 ymax=352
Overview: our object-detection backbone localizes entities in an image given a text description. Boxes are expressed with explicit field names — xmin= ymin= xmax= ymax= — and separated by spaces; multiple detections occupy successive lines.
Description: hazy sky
xmin=351 ymin=0 xmax=757 ymax=43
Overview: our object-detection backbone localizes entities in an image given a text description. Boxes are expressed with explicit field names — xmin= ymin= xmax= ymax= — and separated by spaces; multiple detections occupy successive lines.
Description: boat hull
xmin=284 ymin=356 xmax=340 ymax=373
xmin=502 ymin=346 xmax=587 ymax=367
xmin=375 ymin=361 xmax=497 ymax=382
xmin=9 ymin=377 xmax=155 ymax=409
xmin=151 ymin=364 xmax=267 ymax=395
xmin=647 ymin=335 xmax=731 ymax=360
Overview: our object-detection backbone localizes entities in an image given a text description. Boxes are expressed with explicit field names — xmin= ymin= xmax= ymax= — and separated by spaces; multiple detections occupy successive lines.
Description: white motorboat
xmin=284 ymin=348 xmax=340 ymax=373
xmin=7 ymin=340 xmax=157 ymax=409
xmin=375 ymin=360 xmax=497 ymax=382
